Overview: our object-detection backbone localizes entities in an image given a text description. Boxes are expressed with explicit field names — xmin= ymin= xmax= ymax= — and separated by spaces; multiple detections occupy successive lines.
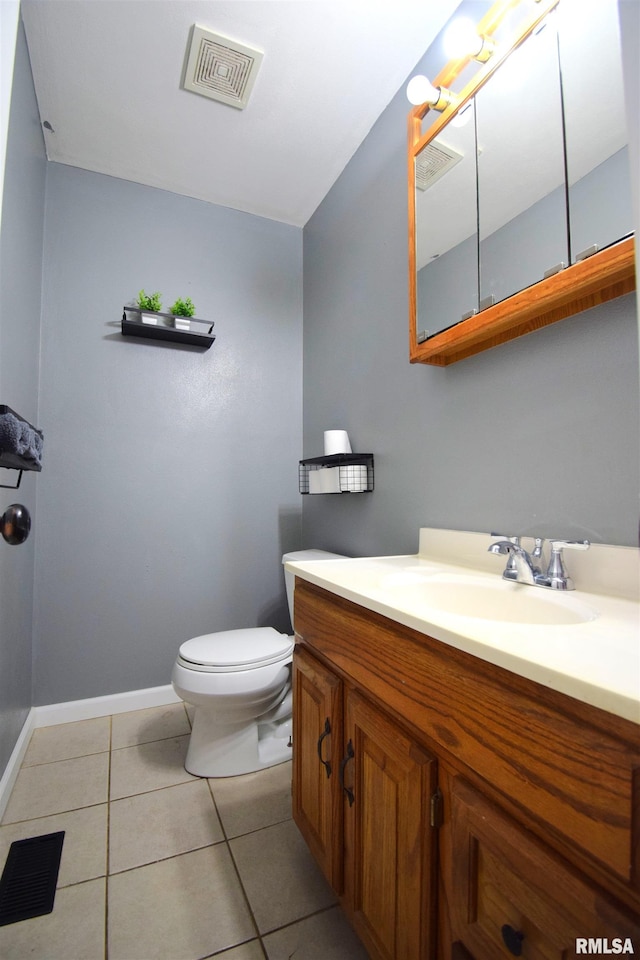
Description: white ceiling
xmin=20 ymin=0 xmax=461 ymax=227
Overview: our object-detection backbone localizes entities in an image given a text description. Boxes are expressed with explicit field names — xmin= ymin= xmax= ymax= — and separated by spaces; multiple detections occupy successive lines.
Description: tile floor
xmin=0 ymin=702 xmax=369 ymax=960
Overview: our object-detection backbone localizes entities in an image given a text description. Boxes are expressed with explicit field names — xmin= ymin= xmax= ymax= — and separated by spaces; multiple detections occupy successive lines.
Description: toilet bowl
xmin=171 ymin=549 xmax=345 ymax=777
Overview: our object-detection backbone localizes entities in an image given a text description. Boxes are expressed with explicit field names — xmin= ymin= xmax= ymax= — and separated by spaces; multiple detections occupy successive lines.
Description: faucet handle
xmin=545 ymin=540 xmax=590 ymax=590
xmin=548 ymin=539 xmax=590 ymax=552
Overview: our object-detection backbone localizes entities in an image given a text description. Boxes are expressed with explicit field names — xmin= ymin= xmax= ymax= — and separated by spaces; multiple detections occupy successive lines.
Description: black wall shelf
xmin=299 ymin=453 xmax=374 ymax=494
xmin=122 ymin=307 xmax=215 ymax=349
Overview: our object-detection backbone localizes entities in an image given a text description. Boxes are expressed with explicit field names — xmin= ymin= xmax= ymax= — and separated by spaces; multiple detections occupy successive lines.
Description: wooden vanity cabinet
xmin=292 ymin=645 xmax=439 ymax=960
xmin=292 ymin=578 xmax=640 ymax=960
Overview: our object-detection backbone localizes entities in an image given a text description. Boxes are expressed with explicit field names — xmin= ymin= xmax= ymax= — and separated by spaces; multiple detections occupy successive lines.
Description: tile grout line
xmin=205 ymin=777 xmax=268 ymax=957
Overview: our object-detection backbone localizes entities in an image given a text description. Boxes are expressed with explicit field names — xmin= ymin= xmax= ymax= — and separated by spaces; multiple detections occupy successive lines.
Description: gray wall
xmin=302 ymin=16 xmax=640 ymax=557
xmin=32 ymin=164 xmax=303 ymax=705
xmin=0 ymin=21 xmax=46 ymax=771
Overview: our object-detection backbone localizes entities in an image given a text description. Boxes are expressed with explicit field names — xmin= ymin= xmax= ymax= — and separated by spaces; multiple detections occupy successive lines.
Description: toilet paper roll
xmin=308 ymin=471 xmax=323 ymax=494
xmin=324 ymin=430 xmax=352 ymax=456
xmin=309 ymin=467 xmax=342 ymax=494
xmin=339 ymin=464 xmax=367 ymax=492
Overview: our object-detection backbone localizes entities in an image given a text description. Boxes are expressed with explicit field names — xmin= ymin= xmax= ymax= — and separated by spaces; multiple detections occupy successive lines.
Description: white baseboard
xmin=33 ymin=684 xmax=182 ymax=727
xmin=0 ymin=708 xmax=36 ymax=821
xmin=0 ymin=685 xmax=181 ymax=819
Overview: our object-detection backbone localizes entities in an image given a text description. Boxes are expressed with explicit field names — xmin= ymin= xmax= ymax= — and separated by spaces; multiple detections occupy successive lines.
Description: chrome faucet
xmin=488 ymin=539 xmax=545 ymax=586
xmin=488 ymin=536 xmax=590 ymax=590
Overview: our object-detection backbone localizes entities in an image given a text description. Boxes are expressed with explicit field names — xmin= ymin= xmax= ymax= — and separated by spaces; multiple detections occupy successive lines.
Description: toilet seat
xmin=178 ymin=627 xmax=294 ymax=673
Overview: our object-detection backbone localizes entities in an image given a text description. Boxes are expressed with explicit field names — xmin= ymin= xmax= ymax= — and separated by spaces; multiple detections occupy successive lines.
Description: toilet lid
xmin=178 ymin=627 xmax=294 ymax=671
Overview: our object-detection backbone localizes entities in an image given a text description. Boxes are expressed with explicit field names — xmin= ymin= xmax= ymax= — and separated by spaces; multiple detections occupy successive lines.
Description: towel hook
xmin=1 ymin=504 xmax=31 ymax=545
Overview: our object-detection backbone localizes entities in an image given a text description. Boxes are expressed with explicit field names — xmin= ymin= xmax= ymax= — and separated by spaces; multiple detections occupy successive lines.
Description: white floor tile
xmin=108 ymin=845 xmax=256 ymax=960
xmin=263 ymin=907 xmax=370 ymax=959
xmin=2 ymin=753 xmax=109 ymax=824
xmin=24 ymin=717 xmax=110 ymax=766
xmin=210 ymin=760 xmax=292 ymax=839
xmin=109 ymin=735 xmax=196 ymax=800
xmin=109 ymin=779 xmax=223 ymax=873
xmin=230 ymin=820 xmax=337 ymax=934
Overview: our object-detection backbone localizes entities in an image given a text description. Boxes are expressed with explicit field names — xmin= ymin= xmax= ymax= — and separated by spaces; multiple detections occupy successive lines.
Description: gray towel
xmin=0 ymin=412 xmax=43 ymax=466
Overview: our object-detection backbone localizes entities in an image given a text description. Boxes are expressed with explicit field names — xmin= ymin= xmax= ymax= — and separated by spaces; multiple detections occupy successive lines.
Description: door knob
xmin=1 ymin=504 xmax=31 ymax=545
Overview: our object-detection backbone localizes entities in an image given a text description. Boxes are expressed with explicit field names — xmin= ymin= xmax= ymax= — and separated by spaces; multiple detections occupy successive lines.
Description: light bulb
xmin=443 ymin=17 xmax=495 ymax=62
xmin=444 ymin=18 xmax=482 ymax=59
xmin=406 ymin=75 xmax=440 ymax=107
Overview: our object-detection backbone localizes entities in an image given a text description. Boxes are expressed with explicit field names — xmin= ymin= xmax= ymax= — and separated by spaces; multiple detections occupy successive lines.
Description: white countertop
xmin=286 ymin=529 xmax=640 ymax=725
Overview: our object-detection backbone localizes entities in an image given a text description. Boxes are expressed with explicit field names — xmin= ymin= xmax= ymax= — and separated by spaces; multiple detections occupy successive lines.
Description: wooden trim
xmin=411 ymin=238 xmax=636 ymax=366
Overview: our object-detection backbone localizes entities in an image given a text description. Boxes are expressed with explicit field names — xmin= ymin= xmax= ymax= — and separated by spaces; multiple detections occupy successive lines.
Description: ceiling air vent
xmin=183 ymin=25 xmax=264 ymax=110
xmin=415 ymin=141 xmax=463 ymax=191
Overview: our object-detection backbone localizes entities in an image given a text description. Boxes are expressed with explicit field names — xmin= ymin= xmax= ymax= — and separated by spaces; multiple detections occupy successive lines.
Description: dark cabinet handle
xmin=339 ymin=739 xmax=355 ymax=806
xmin=501 ymin=925 xmax=524 ymax=956
xmin=317 ymin=717 xmax=332 ymax=778
xmin=451 ymin=943 xmax=475 ymax=960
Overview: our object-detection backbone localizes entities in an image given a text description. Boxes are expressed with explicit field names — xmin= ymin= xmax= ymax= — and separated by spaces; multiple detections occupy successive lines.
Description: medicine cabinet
xmin=408 ymin=0 xmax=636 ymax=366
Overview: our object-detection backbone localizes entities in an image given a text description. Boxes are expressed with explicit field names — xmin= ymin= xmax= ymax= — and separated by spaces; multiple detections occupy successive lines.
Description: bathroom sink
xmin=379 ymin=572 xmax=598 ymax=625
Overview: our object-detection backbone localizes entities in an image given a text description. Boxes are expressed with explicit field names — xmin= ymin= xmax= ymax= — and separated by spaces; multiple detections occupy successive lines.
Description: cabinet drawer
xmin=450 ymin=777 xmax=639 ymax=960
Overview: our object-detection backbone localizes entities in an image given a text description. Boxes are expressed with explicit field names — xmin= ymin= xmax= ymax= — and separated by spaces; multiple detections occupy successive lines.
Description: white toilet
xmin=171 ymin=549 xmax=344 ymax=777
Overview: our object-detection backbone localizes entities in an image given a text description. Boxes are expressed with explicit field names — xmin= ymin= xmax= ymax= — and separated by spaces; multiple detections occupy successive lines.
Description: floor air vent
xmin=183 ymin=25 xmax=264 ymax=110
xmin=0 ymin=832 xmax=65 ymax=926
xmin=415 ymin=141 xmax=463 ymax=191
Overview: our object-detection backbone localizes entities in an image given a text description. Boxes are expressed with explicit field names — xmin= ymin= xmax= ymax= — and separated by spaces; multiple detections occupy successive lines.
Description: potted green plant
xmin=169 ymin=297 xmax=196 ymax=330
xmin=137 ymin=290 xmax=163 ymax=325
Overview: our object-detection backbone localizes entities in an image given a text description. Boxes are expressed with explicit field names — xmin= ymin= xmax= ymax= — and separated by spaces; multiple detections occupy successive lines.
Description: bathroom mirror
xmin=476 ymin=9 xmax=566 ymax=307
xmin=415 ymin=100 xmax=478 ymax=341
xmin=408 ymin=0 xmax=636 ymax=366
xmin=557 ymin=0 xmax=633 ymax=262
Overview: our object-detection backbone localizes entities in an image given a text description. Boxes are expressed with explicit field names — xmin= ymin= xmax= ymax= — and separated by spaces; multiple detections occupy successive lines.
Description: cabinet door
xmin=343 ymin=689 xmax=438 ymax=960
xmin=292 ymin=645 xmax=343 ymax=892
xmin=450 ymin=777 xmax=639 ymax=960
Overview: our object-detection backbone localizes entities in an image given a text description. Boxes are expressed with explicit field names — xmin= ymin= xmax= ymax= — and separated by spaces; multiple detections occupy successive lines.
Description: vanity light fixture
xmin=406 ymin=75 xmax=455 ymax=110
xmin=443 ymin=17 xmax=496 ymax=63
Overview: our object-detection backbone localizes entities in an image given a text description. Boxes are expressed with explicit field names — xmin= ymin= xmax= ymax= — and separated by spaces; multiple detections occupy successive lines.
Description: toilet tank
xmin=282 ymin=549 xmax=346 ymax=629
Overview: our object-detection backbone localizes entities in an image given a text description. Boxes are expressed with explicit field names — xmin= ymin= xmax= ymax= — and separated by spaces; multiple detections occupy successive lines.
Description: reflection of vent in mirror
xmin=415 ymin=141 xmax=463 ymax=191
xmin=183 ymin=25 xmax=264 ymax=110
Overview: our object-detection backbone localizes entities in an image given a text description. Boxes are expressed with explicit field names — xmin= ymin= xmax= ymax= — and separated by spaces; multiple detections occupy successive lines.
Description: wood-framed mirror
xmin=408 ymin=0 xmax=636 ymax=367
